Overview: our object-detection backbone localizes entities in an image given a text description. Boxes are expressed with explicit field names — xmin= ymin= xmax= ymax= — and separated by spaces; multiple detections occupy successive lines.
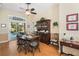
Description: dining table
xmin=17 ymin=33 xmax=40 ymax=55
xmin=26 ymin=35 xmax=40 ymax=40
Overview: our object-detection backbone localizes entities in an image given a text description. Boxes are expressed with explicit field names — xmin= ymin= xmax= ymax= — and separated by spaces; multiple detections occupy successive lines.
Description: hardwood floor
xmin=0 ymin=40 xmax=60 ymax=56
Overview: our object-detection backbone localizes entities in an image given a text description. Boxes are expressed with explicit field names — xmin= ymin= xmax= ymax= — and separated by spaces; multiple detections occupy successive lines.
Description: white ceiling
xmin=0 ymin=3 xmax=55 ymax=12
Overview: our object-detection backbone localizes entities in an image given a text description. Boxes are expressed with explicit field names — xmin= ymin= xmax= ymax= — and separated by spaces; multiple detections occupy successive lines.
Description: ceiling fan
xmin=24 ymin=3 xmax=37 ymax=15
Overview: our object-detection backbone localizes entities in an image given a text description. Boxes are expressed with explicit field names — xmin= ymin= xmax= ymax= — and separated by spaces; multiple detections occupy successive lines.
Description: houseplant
xmin=53 ymin=21 xmax=58 ymax=27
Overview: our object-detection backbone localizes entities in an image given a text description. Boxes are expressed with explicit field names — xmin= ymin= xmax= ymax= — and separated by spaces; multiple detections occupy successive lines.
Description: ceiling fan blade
xmin=31 ymin=12 xmax=37 ymax=14
xmin=26 ymin=9 xmax=29 ymax=11
xmin=31 ymin=8 xmax=35 ymax=11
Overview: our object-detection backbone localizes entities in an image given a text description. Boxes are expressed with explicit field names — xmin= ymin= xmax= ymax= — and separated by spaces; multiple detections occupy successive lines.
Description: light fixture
xmin=24 ymin=3 xmax=37 ymax=15
xmin=25 ymin=11 xmax=31 ymax=15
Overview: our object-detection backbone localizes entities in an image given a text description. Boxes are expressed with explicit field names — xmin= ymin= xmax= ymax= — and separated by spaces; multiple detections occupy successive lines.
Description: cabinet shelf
xmin=36 ymin=19 xmax=50 ymax=44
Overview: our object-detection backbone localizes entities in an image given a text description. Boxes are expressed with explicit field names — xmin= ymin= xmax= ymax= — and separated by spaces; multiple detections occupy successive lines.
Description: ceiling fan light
xmin=25 ymin=11 xmax=31 ymax=15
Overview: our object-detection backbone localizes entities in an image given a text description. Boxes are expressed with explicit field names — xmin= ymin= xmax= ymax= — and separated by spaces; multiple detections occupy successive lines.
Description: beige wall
xmin=59 ymin=3 xmax=79 ymax=55
xmin=0 ymin=7 xmax=27 ymax=33
xmin=24 ymin=3 xmax=59 ymax=39
xmin=0 ymin=34 xmax=8 ymax=42
xmin=0 ymin=7 xmax=27 ymax=42
xmin=51 ymin=4 xmax=59 ymax=33
xmin=26 ymin=3 xmax=59 ymax=32
xmin=29 ymin=3 xmax=59 ymax=39
xmin=59 ymin=3 xmax=79 ymax=41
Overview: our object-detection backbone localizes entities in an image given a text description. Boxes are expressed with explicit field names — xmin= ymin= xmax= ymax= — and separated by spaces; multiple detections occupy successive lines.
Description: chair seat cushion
xmin=30 ymin=41 xmax=38 ymax=47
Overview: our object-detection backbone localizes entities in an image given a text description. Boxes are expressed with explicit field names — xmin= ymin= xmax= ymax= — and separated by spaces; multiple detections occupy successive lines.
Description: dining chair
xmin=17 ymin=34 xmax=28 ymax=54
xmin=29 ymin=38 xmax=40 ymax=56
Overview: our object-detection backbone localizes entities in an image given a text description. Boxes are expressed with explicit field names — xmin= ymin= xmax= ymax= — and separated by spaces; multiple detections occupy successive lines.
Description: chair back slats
xmin=16 ymin=33 xmax=40 ymax=55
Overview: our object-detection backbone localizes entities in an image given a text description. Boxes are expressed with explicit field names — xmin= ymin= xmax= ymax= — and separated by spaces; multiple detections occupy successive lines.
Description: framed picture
xmin=1 ymin=24 xmax=6 ymax=28
xmin=66 ymin=13 xmax=78 ymax=22
xmin=66 ymin=23 xmax=78 ymax=31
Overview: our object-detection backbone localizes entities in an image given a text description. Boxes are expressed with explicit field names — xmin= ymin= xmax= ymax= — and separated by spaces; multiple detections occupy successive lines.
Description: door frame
xmin=8 ymin=18 xmax=26 ymax=41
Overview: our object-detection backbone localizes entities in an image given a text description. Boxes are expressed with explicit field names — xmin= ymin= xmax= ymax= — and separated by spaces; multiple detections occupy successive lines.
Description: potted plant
xmin=53 ymin=21 xmax=58 ymax=27
xmin=40 ymin=17 xmax=45 ymax=22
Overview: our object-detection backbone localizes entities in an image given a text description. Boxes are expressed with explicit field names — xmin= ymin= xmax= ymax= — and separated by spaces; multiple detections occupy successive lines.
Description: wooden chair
xmin=29 ymin=38 xmax=40 ymax=56
xmin=17 ymin=35 xmax=28 ymax=54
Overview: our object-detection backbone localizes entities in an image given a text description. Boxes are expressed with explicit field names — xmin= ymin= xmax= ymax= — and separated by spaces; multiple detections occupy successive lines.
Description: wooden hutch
xmin=35 ymin=18 xmax=50 ymax=44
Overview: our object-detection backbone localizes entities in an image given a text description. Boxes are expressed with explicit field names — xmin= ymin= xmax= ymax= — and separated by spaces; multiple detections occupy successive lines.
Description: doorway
xmin=9 ymin=22 xmax=25 ymax=40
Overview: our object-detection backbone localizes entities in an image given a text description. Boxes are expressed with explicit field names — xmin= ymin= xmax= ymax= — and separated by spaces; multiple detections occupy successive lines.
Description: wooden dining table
xmin=26 ymin=35 xmax=40 ymax=41
xmin=17 ymin=33 xmax=40 ymax=55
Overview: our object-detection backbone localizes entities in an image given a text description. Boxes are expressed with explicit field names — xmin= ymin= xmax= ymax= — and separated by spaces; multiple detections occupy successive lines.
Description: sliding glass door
xmin=10 ymin=22 xmax=25 ymax=40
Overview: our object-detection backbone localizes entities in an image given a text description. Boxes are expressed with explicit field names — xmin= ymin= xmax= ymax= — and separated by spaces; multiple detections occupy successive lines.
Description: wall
xmin=0 ymin=7 xmax=27 ymax=42
xmin=29 ymin=3 xmax=59 ymax=39
xmin=24 ymin=3 xmax=59 ymax=39
xmin=32 ymin=3 xmax=59 ymax=33
xmin=59 ymin=3 xmax=79 ymax=41
xmin=51 ymin=4 xmax=59 ymax=33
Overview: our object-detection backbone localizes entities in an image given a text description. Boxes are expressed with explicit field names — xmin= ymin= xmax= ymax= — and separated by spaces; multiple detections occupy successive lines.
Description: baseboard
xmin=0 ymin=39 xmax=17 ymax=44
xmin=61 ymin=52 xmax=74 ymax=56
xmin=0 ymin=40 xmax=9 ymax=44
